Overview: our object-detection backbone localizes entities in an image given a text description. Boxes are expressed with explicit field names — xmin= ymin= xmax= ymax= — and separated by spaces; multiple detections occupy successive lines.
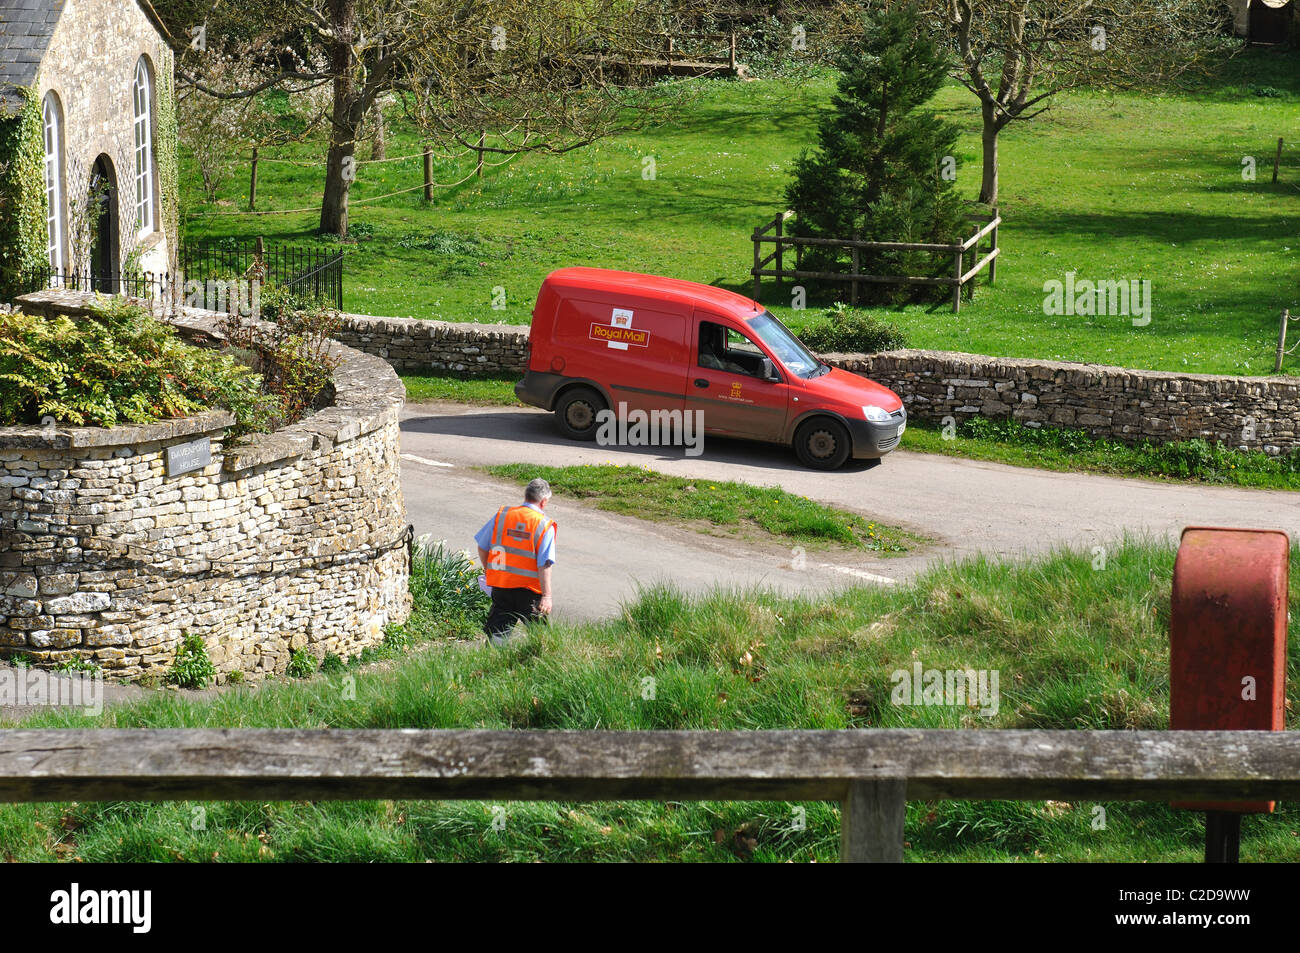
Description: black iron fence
xmin=20 ymin=239 xmax=345 ymax=311
xmin=18 ymin=270 xmax=169 ymax=299
xmin=179 ymin=240 xmax=344 ymax=311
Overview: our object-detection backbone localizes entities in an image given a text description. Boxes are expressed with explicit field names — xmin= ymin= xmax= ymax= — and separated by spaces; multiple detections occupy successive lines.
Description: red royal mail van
xmin=515 ymin=267 xmax=907 ymax=470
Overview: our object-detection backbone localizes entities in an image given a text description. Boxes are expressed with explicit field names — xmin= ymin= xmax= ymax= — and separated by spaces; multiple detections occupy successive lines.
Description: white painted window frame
xmin=42 ymin=91 xmax=64 ymax=279
xmin=132 ymin=57 xmax=154 ymax=237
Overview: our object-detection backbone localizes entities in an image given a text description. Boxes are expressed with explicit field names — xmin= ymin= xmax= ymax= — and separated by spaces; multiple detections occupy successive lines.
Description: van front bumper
xmin=848 ymin=408 xmax=907 ymax=459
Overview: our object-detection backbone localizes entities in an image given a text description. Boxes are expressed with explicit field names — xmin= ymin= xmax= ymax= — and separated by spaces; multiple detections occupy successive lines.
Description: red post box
xmin=1170 ymin=526 xmax=1289 ymax=816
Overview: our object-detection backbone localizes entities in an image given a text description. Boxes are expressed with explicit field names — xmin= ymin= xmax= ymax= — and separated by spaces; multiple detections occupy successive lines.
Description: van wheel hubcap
xmin=567 ymin=401 xmax=595 ymax=431
xmin=808 ymin=430 xmax=837 ymax=459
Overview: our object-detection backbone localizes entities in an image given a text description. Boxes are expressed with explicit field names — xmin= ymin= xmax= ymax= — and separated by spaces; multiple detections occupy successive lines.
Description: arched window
xmin=41 ymin=91 xmax=64 ymax=275
xmin=132 ymin=57 xmax=154 ymax=235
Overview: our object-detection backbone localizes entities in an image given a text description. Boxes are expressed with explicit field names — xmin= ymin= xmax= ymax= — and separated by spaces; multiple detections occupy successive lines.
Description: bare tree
xmin=161 ymin=0 xmax=715 ymax=237
xmin=925 ymin=0 xmax=1225 ymax=205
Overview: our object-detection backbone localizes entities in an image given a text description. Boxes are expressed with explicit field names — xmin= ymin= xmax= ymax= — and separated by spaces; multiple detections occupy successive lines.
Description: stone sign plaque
xmin=165 ymin=436 xmax=212 ymax=477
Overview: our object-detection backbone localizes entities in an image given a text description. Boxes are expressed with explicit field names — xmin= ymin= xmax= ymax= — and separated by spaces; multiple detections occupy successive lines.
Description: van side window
xmin=698 ymin=321 xmax=771 ymax=378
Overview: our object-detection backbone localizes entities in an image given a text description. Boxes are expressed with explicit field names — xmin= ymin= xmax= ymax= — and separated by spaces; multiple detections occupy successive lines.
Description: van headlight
xmin=862 ymin=405 xmax=892 ymax=423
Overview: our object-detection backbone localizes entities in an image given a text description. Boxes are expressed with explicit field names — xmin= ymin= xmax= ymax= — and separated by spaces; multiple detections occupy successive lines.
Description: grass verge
xmin=481 ymin=462 xmax=919 ymax=554
xmin=903 ymin=417 xmax=1300 ymax=491
xmin=4 ymin=540 xmax=1299 ymax=861
xmin=402 ymin=373 xmax=524 ymax=406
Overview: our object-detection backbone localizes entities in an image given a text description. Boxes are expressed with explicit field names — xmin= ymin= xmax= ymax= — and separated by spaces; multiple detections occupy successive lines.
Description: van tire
xmin=555 ymin=386 xmax=606 ymax=440
xmin=794 ymin=417 xmax=852 ymax=470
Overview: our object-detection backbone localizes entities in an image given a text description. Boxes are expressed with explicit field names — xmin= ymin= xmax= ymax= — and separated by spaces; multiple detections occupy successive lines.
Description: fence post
xmin=423 ymin=147 xmax=433 ymax=201
xmin=952 ymin=249 xmax=963 ymax=313
xmin=1274 ymin=138 xmax=1283 ymax=184
xmin=248 ymin=147 xmax=259 ymax=212
xmin=851 ymin=242 xmax=860 ymax=306
xmin=752 ymin=225 xmax=762 ymax=300
xmin=1275 ymin=309 xmax=1290 ymax=374
xmin=775 ymin=214 xmax=783 ymax=297
xmin=840 ymin=779 xmax=906 ymax=862
xmin=989 ymin=207 xmax=998 ymax=285
xmin=729 ymin=31 xmax=737 ymax=73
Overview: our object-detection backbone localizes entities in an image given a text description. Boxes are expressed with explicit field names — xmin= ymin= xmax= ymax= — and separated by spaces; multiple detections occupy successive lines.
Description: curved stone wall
xmin=0 ymin=296 xmax=411 ymax=681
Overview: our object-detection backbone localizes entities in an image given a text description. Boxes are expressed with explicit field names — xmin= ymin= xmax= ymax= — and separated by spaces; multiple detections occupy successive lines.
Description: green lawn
xmin=182 ymin=49 xmax=1300 ymax=376
xmin=402 ymin=372 xmax=525 ymax=406
xmin=3 ymin=540 xmax=1299 ymax=861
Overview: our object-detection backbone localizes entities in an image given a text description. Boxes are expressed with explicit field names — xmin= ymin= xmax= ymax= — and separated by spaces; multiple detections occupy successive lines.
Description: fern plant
xmin=0 ymin=297 xmax=282 ymax=433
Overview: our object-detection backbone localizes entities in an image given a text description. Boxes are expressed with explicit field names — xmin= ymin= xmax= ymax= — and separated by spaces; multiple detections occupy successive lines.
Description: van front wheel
xmin=794 ymin=418 xmax=852 ymax=470
xmin=555 ymin=386 xmax=607 ymax=441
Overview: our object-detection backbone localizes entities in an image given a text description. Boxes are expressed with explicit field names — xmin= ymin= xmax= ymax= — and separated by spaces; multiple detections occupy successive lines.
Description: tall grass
xmin=3 ymin=540 xmax=1297 ymax=861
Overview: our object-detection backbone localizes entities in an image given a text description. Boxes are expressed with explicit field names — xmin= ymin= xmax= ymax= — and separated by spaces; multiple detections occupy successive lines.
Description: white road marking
xmin=819 ymin=563 xmax=897 ymax=586
xmin=401 ymin=453 xmax=454 ymax=469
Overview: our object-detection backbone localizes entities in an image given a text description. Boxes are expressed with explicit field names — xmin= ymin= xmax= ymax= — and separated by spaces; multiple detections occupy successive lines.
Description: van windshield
xmin=749 ymin=311 xmax=827 ymax=379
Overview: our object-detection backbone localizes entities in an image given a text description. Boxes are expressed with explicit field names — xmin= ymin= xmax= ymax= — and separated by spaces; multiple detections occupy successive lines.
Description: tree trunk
xmin=320 ymin=136 xmax=356 ymax=237
xmin=370 ymin=101 xmax=386 ymax=160
xmin=978 ymin=99 xmax=999 ymax=206
xmin=320 ymin=0 xmax=357 ymax=236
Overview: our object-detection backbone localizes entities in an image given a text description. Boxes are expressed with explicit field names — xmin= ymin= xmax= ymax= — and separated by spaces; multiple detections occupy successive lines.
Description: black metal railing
xmin=20 ymin=239 xmax=345 ymax=312
xmin=179 ymin=240 xmax=344 ymax=311
xmin=18 ymin=270 xmax=169 ymax=299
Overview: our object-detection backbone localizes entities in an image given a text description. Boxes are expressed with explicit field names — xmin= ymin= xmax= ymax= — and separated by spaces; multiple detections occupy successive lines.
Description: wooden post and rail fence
xmin=653 ymin=29 xmax=740 ymax=75
xmin=1 ymin=728 xmax=1297 ymax=863
xmin=752 ymin=208 xmax=1001 ymax=313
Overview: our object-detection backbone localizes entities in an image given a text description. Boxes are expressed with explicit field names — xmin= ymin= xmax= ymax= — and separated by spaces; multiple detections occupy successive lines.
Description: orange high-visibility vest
xmin=484 ymin=504 xmax=556 ymax=594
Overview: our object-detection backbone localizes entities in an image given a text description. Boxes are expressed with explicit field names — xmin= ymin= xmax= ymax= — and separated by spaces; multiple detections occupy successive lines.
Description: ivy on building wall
xmin=154 ymin=51 xmax=180 ymax=263
xmin=0 ymin=86 xmax=49 ymax=301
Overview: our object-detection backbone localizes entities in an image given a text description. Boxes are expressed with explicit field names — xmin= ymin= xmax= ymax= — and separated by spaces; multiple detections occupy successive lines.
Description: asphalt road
xmin=399 ymin=400 xmax=1300 ymax=623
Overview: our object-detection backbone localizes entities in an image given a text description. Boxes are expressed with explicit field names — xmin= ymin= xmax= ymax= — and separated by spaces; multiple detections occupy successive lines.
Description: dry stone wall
xmin=0 ymin=292 xmax=411 ymax=681
xmin=829 ymin=350 xmax=1300 ymax=453
xmin=333 ymin=313 xmax=529 ymax=374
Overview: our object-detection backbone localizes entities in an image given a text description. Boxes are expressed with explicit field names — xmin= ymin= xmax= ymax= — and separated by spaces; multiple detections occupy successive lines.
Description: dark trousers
xmin=483 ymin=586 xmax=544 ymax=640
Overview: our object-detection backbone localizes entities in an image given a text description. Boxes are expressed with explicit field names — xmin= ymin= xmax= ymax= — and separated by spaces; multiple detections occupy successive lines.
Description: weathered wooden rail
xmin=752 ymin=208 xmax=1000 ymax=312
xmin=2 ymin=728 xmax=1296 ymax=862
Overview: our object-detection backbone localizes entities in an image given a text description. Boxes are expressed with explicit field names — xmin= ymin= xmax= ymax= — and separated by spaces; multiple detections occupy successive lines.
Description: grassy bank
xmin=3 ymin=540 xmax=1299 ymax=861
xmin=481 ymin=462 xmax=919 ymax=553
xmin=183 ymin=50 xmax=1300 ymax=375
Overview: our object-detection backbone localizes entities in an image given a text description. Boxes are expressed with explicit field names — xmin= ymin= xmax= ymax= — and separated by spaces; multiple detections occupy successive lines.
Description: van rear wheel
xmin=794 ymin=417 xmax=852 ymax=470
xmin=555 ymin=386 xmax=606 ymax=441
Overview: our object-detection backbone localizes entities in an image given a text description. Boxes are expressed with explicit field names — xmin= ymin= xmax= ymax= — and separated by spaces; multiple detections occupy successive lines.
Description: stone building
xmin=1230 ymin=0 xmax=1297 ymax=42
xmin=0 ymin=0 xmax=177 ymax=297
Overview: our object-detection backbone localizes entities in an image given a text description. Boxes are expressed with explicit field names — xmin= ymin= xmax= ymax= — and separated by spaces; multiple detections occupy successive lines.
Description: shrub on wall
xmin=0 ymin=87 xmax=49 ymax=301
xmin=220 ymin=290 xmax=342 ymax=423
xmin=796 ymin=303 xmax=908 ymax=354
xmin=0 ymin=297 xmax=280 ymax=431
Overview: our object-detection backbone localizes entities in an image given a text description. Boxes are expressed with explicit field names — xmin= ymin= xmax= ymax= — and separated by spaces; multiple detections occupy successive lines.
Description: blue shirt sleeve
xmin=474 ymin=515 xmax=496 ymax=551
xmin=536 ymin=523 xmax=556 ymax=568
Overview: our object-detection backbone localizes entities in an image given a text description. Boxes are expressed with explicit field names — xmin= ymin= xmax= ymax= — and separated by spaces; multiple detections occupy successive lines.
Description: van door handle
xmin=693 ymin=379 xmax=709 ymax=388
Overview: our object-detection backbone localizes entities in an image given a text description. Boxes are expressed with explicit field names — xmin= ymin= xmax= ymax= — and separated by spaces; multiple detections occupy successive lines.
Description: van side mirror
xmin=760 ymin=357 xmax=779 ymax=381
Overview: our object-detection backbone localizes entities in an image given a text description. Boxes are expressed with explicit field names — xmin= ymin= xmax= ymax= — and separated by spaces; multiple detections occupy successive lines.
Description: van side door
xmin=688 ymin=311 xmax=791 ymax=442
xmin=556 ymin=296 xmax=688 ymax=417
